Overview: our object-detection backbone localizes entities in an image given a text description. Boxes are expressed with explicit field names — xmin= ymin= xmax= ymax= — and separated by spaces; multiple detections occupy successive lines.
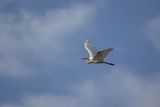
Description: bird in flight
xmin=81 ymin=40 xmax=114 ymax=66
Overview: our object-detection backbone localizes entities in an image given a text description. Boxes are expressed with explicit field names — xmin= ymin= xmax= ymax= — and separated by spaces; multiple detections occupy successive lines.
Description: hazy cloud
xmin=1 ymin=66 xmax=160 ymax=107
xmin=146 ymin=15 xmax=160 ymax=50
xmin=0 ymin=2 xmax=97 ymax=77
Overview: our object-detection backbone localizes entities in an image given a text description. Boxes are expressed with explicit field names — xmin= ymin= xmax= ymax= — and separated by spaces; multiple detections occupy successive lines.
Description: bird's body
xmin=82 ymin=40 xmax=114 ymax=66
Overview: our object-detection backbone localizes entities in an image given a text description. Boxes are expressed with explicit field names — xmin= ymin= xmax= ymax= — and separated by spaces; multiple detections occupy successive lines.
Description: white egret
xmin=81 ymin=40 xmax=114 ymax=66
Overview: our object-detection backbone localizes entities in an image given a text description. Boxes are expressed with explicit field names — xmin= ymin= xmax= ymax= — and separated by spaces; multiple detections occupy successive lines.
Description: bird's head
xmin=86 ymin=59 xmax=91 ymax=64
xmin=81 ymin=57 xmax=91 ymax=64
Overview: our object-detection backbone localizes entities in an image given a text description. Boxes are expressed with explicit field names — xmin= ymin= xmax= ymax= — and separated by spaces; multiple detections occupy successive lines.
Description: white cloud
xmin=0 ymin=2 xmax=97 ymax=77
xmin=1 ymin=66 xmax=160 ymax=107
xmin=146 ymin=15 xmax=160 ymax=50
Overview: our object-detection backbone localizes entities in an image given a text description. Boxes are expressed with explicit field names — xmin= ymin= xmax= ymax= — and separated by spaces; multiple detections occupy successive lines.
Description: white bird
xmin=81 ymin=40 xmax=114 ymax=66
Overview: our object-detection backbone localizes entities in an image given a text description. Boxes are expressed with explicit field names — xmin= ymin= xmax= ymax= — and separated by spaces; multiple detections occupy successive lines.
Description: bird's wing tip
xmin=107 ymin=48 xmax=114 ymax=51
xmin=85 ymin=40 xmax=90 ymax=42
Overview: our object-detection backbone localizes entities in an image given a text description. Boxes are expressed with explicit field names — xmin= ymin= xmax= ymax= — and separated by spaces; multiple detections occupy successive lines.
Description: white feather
xmin=94 ymin=48 xmax=113 ymax=61
xmin=82 ymin=40 xmax=114 ymax=65
xmin=85 ymin=40 xmax=97 ymax=57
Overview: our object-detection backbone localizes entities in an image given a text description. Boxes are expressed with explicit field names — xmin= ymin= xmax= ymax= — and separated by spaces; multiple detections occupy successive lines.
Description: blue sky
xmin=0 ymin=0 xmax=160 ymax=107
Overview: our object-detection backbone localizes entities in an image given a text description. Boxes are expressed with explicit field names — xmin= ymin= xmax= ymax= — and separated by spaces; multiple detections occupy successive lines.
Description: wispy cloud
xmin=146 ymin=15 xmax=160 ymax=50
xmin=1 ymin=66 xmax=160 ymax=107
xmin=0 ymin=2 xmax=97 ymax=77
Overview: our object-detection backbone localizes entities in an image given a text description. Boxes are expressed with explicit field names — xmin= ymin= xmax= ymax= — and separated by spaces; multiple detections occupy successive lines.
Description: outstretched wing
xmin=85 ymin=40 xmax=97 ymax=57
xmin=94 ymin=48 xmax=113 ymax=61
